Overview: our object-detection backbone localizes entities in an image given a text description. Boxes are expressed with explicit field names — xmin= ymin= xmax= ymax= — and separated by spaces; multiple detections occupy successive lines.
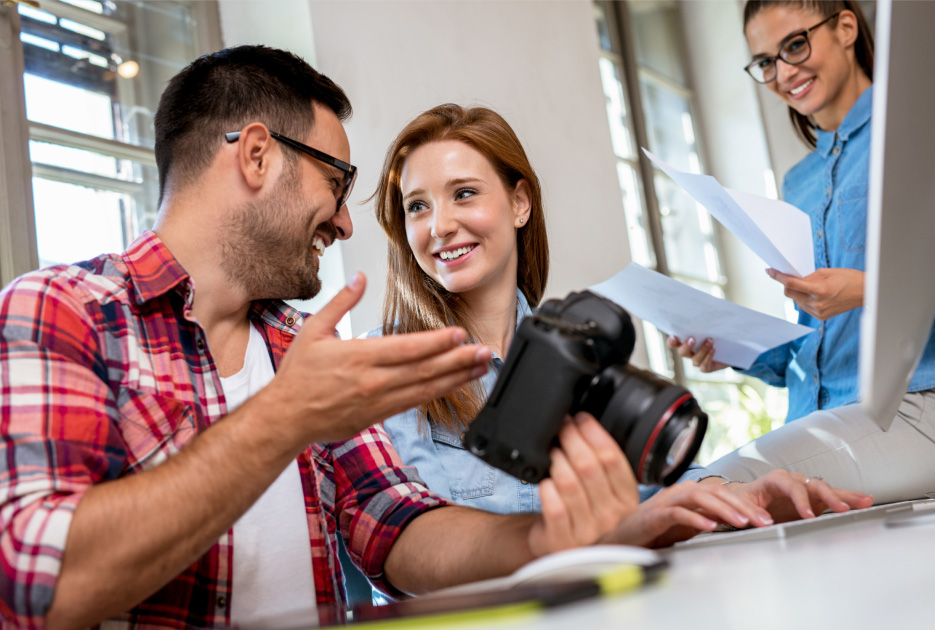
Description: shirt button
xmin=818 ymin=230 xmax=823 ymax=239
xmin=196 ymin=338 xmax=205 ymax=350
xmin=521 ymin=480 xmax=529 ymax=485
xmin=826 ymin=188 xmax=831 ymax=196
xmin=833 ymin=146 xmax=840 ymax=155
xmin=285 ymin=316 xmax=296 ymax=326
xmin=217 ymin=596 xmax=228 ymax=609
xmin=814 ymin=375 xmax=819 ymax=383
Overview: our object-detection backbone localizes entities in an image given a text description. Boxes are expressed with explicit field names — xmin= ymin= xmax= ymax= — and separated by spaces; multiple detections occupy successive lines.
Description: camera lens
xmin=578 ymin=365 xmax=708 ymax=486
xmin=662 ymin=415 xmax=700 ymax=478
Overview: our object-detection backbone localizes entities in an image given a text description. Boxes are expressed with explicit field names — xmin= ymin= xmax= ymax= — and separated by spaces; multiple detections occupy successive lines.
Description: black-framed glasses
xmin=744 ymin=11 xmax=841 ymax=83
xmin=225 ymin=130 xmax=358 ymax=208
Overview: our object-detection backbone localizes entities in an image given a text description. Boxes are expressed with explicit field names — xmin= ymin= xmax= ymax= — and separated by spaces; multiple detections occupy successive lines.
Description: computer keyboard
xmin=674 ymin=498 xmax=935 ymax=549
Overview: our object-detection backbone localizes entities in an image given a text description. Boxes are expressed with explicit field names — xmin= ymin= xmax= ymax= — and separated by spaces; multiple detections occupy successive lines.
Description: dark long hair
xmin=372 ymin=104 xmax=549 ymax=432
xmin=743 ymin=0 xmax=874 ymax=148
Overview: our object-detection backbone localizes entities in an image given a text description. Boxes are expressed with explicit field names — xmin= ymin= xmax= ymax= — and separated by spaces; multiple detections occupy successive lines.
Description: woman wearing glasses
xmin=363 ymin=103 xmax=870 ymax=556
xmin=674 ymin=0 xmax=935 ymax=502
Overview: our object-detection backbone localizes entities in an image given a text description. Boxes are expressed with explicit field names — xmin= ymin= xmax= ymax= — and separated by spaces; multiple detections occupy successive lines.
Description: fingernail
xmin=805 ymin=509 xmax=815 ymax=518
xmin=687 ymin=337 xmax=695 ymax=346
xmin=702 ymin=519 xmax=717 ymax=530
xmin=760 ymin=513 xmax=774 ymax=526
xmin=574 ymin=412 xmax=589 ymax=424
xmin=735 ymin=513 xmax=749 ymax=526
xmin=452 ymin=329 xmax=466 ymax=344
xmin=475 ymin=347 xmax=491 ymax=362
xmin=765 ymin=268 xmax=772 ymax=276
xmin=704 ymin=339 xmax=713 ymax=347
xmin=471 ymin=364 xmax=488 ymax=378
xmin=347 ymin=271 xmax=363 ymax=289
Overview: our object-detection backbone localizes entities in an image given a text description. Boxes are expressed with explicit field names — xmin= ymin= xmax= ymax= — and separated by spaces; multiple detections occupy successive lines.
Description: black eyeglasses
xmin=744 ymin=11 xmax=841 ymax=83
xmin=225 ymin=130 xmax=358 ymax=208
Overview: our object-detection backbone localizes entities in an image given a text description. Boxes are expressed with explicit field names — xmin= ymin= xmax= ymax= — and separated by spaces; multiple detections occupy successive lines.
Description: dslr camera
xmin=463 ymin=290 xmax=707 ymax=486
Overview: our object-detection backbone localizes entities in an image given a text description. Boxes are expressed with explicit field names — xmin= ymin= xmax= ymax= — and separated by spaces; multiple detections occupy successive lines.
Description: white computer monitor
xmin=860 ymin=0 xmax=935 ymax=429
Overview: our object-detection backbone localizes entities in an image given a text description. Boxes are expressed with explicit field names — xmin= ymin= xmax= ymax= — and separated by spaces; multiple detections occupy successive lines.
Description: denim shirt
xmin=374 ymin=290 xmax=713 ymax=515
xmin=741 ymin=86 xmax=935 ymax=421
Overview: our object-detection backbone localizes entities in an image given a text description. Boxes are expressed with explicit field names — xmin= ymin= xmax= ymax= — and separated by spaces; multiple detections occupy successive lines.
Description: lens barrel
xmin=577 ymin=365 xmax=708 ymax=485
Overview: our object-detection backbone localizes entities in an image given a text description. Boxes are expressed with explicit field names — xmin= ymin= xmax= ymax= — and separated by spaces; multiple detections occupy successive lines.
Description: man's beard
xmin=221 ymin=166 xmax=328 ymax=301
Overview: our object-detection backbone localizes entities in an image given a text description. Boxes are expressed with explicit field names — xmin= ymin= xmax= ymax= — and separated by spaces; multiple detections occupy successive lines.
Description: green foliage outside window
xmin=692 ymin=377 xmax=788 ymax=466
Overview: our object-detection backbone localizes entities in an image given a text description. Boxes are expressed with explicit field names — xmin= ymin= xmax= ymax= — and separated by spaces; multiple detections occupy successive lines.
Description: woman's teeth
xmin=439 ymin=245 xmax=475 ymax=261
xmin=790 ymin=78 xmax=814 ymax=95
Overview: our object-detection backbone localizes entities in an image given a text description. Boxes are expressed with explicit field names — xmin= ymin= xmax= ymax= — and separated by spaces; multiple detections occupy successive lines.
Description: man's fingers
xmin=351 ymin=364 xmax=486 ymax=429
xmin=537 ymin=478 xmax=574 ymax=550
xmin=373 ymin=343 xmax=490 ymax=393
xmin=365 ymin=327 xmax=488 ymax=366
xmin=548 ymin=448 xmax=599 ymax=543
xmin=303 ymin=272 xmax=366 ymax=338
xmin=571 ymin=414 xmax=638 ymax=506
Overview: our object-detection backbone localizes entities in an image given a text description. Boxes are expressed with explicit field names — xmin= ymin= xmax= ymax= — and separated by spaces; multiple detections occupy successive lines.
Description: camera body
xmin=462 ymin=290 xmax=707 ymax=486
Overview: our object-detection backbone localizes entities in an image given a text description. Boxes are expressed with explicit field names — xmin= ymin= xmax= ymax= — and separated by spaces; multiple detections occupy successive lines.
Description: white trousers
xmin=706 ymin=390 xmax=935 ymax=505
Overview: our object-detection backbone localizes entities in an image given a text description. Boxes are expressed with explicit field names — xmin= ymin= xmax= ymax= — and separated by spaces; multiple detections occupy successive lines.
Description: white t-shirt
xmin=221 ymin=323 xmax=317 ymax=628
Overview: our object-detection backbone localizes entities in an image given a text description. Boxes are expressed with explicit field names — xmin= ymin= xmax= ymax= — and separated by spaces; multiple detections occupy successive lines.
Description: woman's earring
xmin=518 ymin=217 xmax=525 ymax=225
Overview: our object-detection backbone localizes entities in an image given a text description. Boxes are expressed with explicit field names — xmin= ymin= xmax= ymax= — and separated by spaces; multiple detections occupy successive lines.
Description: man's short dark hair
xmin=154 ymin=45 xmax=352 ymax=202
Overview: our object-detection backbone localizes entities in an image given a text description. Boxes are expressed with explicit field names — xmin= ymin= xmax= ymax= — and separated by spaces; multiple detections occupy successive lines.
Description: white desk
xmin=472 ymin=503 xmax=934 ymax=629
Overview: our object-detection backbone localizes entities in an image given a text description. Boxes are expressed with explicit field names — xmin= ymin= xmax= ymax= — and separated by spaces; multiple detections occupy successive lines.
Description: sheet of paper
xmin=643 ymin=148 xmax=815 ymax=277
xmin=589 ymin=263 xmax=814 ymax=369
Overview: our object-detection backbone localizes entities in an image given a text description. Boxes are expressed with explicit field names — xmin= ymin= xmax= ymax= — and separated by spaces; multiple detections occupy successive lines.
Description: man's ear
xmin=234 ymin=123 xmax=277 ymax=191
xmin=512 ymin=179 xmax=532 ymax=227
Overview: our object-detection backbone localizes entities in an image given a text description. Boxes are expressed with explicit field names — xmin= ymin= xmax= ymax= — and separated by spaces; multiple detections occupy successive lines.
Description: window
xmin=594 ymin=1 xmax=787 ymax=464
xmin=0 ymin=0 xmax=221 ymax=282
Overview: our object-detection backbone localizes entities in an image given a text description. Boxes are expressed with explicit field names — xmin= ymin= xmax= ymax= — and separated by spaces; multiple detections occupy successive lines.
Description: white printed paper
xmin=644 ymin=148 xmax=815 ymax=278
xmin=589 ymin=263 xmax=814 ymax=369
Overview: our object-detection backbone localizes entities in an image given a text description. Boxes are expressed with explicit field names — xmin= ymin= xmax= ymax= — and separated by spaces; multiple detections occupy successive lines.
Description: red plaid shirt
xmin=0 ymin=231 xmax=446 ymax=629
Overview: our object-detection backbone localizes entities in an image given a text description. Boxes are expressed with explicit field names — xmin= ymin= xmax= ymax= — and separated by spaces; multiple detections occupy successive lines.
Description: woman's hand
xmin=604 ymin=470 xmax=874 ymax=549
xmin=766 ymin=267 xmax=864 ymax=321
xmin=605 ymin=481 xmax=774 ymax=549
xmin=527 ymin=414 xmax=640 ymax=557
xmin=667 ymin=335 xmax=730 ymax=373
xmin=722 ymin=469 xmax=874 ymax=523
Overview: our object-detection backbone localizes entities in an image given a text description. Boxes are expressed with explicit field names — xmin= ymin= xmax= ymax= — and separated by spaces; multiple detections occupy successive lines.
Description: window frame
xmin=595 ymin=0 xmax=735 ymax=387
xmin=0 ymin=0 xmax=222 ymax=286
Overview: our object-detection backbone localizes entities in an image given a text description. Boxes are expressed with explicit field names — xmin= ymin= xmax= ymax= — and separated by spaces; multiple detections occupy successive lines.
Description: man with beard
xmin=0 ymin=46 xmax=639 ymax=629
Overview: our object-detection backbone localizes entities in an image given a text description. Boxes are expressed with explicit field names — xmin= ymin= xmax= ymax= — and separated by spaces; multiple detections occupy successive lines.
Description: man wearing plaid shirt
xmin=0 ymin=46 xmax=641 ymax=629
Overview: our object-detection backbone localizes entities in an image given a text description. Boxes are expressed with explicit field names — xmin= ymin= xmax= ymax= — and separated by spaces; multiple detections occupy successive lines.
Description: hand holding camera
xmin=463 ymin=291 xmax=708 ymax=486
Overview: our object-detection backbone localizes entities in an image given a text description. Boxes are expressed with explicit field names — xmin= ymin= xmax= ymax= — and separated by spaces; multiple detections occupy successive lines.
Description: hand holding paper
xmin=643 ymin=148 xmax=815 ymax=278
xmin=589 ymin=264 xmax=813 ymax=370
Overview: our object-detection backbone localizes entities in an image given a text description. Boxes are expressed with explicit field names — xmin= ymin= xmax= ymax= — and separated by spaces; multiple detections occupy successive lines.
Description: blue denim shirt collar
xmin=491 ymin=289 xmax=533 ymax=364
xmin=816 ymin=85 xmax=874 ymax=157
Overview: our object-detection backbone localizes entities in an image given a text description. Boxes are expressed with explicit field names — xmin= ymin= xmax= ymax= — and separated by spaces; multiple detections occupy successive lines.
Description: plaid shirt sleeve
xmin=0 ymin=271 xmax=125 ymax=630
xmin=326 ymin=424 xmax=448 ymax=598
